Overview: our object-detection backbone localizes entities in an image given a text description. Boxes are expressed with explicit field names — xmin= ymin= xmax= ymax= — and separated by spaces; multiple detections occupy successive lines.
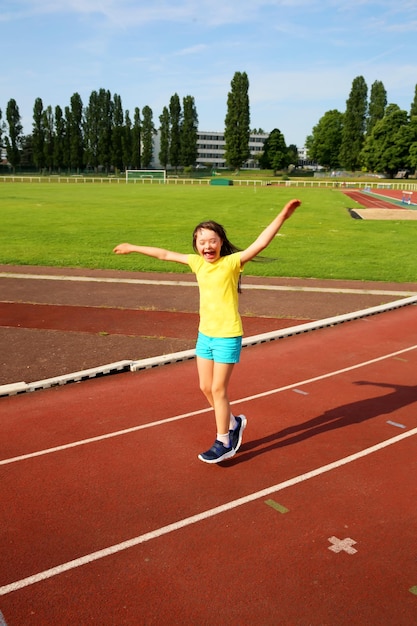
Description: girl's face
xmin=195 ymin=228 xmax=223 ymax=263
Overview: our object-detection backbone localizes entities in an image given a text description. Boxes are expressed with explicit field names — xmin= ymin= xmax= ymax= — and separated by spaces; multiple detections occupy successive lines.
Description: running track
xmin=1 ymin=301 xmax=417 ymax=624
xmin=342 ymin=186 xmax=417 ymax=210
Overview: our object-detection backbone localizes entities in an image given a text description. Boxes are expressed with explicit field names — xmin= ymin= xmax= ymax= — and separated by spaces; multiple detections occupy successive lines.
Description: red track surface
xmin=0 ymin=302 xmax=303 ymax=339
xmin=342 ymin=187 xmax=416 ymax=209
xmin=342 ymin=189 xmax=401 ymax=209
xmin=1 ymin=302 xmax=417 ymax=624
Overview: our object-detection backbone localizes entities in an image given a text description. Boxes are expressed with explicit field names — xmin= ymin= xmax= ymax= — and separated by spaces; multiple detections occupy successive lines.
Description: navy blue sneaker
xmin=229 ymin=414 xmax=247 ymax=452
xmin=198 ymin=440 xmax=236 ymax=464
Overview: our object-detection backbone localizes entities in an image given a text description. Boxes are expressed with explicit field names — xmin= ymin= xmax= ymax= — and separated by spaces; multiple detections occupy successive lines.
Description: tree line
xmin=0 ymin=72 xmax=256 ymax=174
xmin=2 ymin=72 xmax=417 ymax=176
xmin=0 ymin=88 xmax=199 ymax=174
xmin=0 ymin=70 xmax=305 ymax=175
xmin=307 ymin=76 xmax=417 ymax=176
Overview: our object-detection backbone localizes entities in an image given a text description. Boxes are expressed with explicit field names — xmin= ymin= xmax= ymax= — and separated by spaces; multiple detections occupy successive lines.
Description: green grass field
xmin=1 ymin=182 xmax=416 ymax=282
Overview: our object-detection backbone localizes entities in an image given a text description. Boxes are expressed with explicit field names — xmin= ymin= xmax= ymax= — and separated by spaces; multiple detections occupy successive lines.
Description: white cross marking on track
xmin=328 ymin=536 xmax=358 ymax=554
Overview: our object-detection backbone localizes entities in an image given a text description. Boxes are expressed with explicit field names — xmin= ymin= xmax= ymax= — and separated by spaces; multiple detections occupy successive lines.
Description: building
xmin=152 ymin=130 xmax=311 ymax=170
xmin=152 ymin=130 xmax=269 ymax=170
xmin=297 ymin=146 xmax=315 ymax=168
xmin=196 ymin=131 xmax=269 ymax=169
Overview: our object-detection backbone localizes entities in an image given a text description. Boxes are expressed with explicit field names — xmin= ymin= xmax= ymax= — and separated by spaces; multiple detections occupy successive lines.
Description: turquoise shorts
xmin=196 ymin=332 xmax=242 ymax=364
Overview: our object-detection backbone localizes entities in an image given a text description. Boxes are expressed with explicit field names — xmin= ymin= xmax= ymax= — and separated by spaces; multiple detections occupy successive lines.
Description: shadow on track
xmin=227 ymin=381 xmax=417 ymax=465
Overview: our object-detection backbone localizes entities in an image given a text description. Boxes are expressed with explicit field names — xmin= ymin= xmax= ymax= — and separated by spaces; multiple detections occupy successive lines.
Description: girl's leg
xmin=196 ymin=356 xmax=235 ymax=437
xmin=196 ymin=356 xmax=214 ymax=408
xmin=211 ymin=361 xmax=235 ymax=436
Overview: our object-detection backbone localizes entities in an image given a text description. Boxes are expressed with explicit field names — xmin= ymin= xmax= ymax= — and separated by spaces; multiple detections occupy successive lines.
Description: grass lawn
xmin=0 ymin=182 xmax=416 ymax=282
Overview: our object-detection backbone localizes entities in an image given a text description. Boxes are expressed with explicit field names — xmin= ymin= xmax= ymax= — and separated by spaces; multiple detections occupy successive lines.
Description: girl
xmin=113 ymin=197 xmax=301 ymax=464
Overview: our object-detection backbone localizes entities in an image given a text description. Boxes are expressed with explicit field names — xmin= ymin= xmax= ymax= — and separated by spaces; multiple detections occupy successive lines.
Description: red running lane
xmin=341 ymin=189 xmax=406 ymax=209
xmin=342 ymin=187 xmax=416 ymax=209
xmin=0 ymin=303 xmax=417 ymax=624
xmin=0 ymin=301 xmax=306 ymax=338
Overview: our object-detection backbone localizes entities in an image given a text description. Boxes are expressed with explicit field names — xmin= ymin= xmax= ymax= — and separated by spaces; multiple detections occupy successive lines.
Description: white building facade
xmin=152 ymin=130 xmax=309 ymax=170
xmin=196 ymin=131 xmax=269 ymax=169
xmin=152 ymin=130 xmax=269 ymax=170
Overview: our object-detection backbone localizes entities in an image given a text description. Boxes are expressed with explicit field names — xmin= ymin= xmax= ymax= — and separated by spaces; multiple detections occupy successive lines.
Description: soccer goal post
xmin=125 ymin=169 xmax=166 ymax=183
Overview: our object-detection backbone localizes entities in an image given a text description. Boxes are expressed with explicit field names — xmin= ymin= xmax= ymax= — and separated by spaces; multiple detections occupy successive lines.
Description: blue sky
xmin=1 ymin=0 xmax=417 ymax=147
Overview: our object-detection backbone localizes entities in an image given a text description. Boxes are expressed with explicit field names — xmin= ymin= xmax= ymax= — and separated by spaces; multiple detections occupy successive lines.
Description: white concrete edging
xmin=1 ymin=295 xmax=416 ymax=398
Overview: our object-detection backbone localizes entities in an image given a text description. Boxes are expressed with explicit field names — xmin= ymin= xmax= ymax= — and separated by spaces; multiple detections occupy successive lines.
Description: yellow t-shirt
xmin=188 ymin=252 xmax=243 ymax=338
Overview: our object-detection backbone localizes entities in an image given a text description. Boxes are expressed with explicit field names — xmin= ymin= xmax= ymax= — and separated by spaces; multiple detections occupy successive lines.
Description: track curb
xmin=1 ymin=295 xmax=416 ymax=398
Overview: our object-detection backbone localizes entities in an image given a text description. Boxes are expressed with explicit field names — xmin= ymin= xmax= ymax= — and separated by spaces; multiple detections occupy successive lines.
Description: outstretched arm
xmin=240 ymin=198 xmax=301 ymax=265
xmin=113 ymin=243 xmax=189 ymax=265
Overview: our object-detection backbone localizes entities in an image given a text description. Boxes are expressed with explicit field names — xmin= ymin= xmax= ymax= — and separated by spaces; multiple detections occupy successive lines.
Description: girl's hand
xmin=113 ymin=243 xmax=133 ymax=254
xmin=281 ymin=199 xmax=301 ymax=220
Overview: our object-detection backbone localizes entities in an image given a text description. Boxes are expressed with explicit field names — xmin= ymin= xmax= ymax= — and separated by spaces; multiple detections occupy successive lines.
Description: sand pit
xmin=350 ymin=208 xmax=417 ymax=220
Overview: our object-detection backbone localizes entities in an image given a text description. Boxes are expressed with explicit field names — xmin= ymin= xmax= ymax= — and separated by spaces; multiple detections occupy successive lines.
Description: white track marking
xmin=1 ymin=425 xmax=416 ymax=597
xmin=1 ymin=272 xmax=416 ymax=296
xmin=328 ymin=536 xmax=358 ymax=555
xmin=1 ymin=344 xmax=416 ymax=467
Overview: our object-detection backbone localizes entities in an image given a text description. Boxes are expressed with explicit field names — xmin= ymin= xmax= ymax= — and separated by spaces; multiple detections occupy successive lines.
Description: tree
xmin=410 ymin=84 xmax=417 ymax=118
xmin=63 ymin=106 xmax=72 ymax=171
xmin=69 ymin=93 xmax=84 ymax=172
xmin=367 ymin=80 xmax=387 ymax=134
xmin=141 ymin=105 xmax=155 ymax=168
xmin=97 ymin=88 xmax=113 ymax=172
xmin=32 ymin=97 xmax=45 ymax=171
xmin=306 ymin=109 xmax=343 ymax=169
xmin=159 ymin=106 xmax=170 ymax=168
xmin=0 ymin=108 xmax=5 ymax=155
xmin=339 ymin=76 xmax=368 ymax=171
xmin=169 ymin=93 xmax=182 ymax=170
xmin=224 ymin=71 xmax=250 ymax=170
xmin=84 ymin=88 xmax=113 ymax=172
xmin=131 ymin=107 xmax=141 ymax=169
xmin=287 ymin=144 xmax=299 ymax=168
xmin=181 ymin=95 xmax=198 ymax=167
xmin=42 ymin=105 xmax=55 ymax=172
xmin=112 ymin=93 xmax=124 ymax=171
xmin=122 ymin=110 xmax=133 ymax=170
xmin=84 ymin=90 xmax=100 ymax=170
xmin=19 ymin=134 xmax=34 ymax=169
xmin=361 ymin=104 xmax=410 ymax=177
xmin=409 ymin=115 xmax=417 ymax=175
xmin=259 ymin=128 xmax=288 ymax=173
xmin=53 ymin=105 xmax=65 ymax=173
xmin=5 ymin=98 xmax=23 ymax=171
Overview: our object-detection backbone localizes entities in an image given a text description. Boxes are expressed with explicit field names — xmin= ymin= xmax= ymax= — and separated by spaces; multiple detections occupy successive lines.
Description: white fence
xmin=0 ymin=175 xmax=416 ymax=191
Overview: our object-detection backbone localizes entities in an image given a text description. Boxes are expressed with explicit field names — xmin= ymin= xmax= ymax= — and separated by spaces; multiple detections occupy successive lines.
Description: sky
xmin=1 ymin=0 xmax=417 ymax=147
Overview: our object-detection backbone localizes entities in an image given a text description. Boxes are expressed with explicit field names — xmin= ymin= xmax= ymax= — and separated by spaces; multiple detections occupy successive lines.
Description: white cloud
xmin=2 ymin=0 xmax=417 ymax=147
xmin=174 ymin=44 xmax=208 ymax=57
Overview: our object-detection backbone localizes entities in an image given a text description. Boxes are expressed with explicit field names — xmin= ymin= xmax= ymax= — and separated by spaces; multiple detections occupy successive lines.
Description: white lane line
xmin=1 ymin=425 xmax=416 ymax=597
xmin=1 ymin=272 xmax=415 ymax=296
xmin=0 ymin=406 xmax=211 ymax=466
xmin=386 ymin=420 xmax=406 ymax=429
xmin=1 ymin=344 xmax=416 ymax=467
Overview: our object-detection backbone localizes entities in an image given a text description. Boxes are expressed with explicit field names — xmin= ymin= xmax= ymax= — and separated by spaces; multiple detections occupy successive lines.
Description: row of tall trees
xmin=1 ymin=90 xmax=152 ymax=173
xmin=0 ymin=72 xmax=254 ymax=173
xmin=307 ymin=77 xmax=417 ymax=175
xmin=0 ymin=88 xmax=201 ymax=173
xmin=158 ymin=93 xmax=198 ymax=170
xmin=3 ymin=71 xmax=417 ymax=175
